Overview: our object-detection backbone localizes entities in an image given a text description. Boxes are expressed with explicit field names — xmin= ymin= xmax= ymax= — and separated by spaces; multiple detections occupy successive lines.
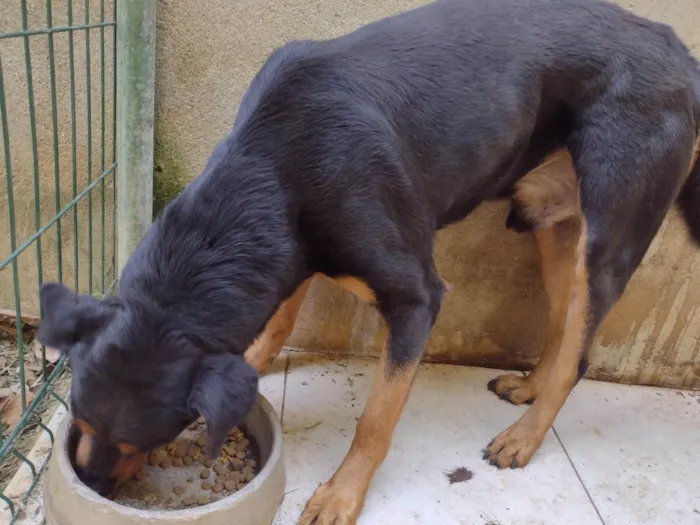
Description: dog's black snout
xmin=87 ymin=476 xmax=117 ymax=497
xmin=75 ymin=467 xmax=117 ymax=497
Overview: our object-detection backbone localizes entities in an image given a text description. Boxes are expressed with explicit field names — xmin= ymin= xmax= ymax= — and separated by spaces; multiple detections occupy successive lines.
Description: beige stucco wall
xmin=0 ymin=0 xmax=117 ymax=312
xmin=153 ymin=0 xmax=700 ymax=389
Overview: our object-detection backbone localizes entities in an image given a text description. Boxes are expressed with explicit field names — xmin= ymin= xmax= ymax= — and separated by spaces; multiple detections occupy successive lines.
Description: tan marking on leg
xmin=245 ymin=273 xmax=386 ymax=373
xmin=74 ymin=418 xmax=97 ymax=437
xmin=515 ymin=148 xmax=580 ymax=229
xmin=116 ymin=442 xmax=140 ymax=455
xmin=112 ymin=451 xmax=148 ymax=483
xmin=490 ymin=218 xmax=581 ymax=404
xmin=244 ymin=279 xmax=312 ymax=373
xmin=299 ymin=348 xmax=419 ymax=525
xmin=486 ymin=217 xmax=589 ymax=469
xmin=333 ymin=275 xmax=451 ymax=303
xmin=332 ymin=276 xmax=377 ymax=304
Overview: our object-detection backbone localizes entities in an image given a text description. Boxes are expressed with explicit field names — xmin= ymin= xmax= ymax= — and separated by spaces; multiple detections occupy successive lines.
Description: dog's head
xmin=38 ymin=283 xmax=259 ymax=496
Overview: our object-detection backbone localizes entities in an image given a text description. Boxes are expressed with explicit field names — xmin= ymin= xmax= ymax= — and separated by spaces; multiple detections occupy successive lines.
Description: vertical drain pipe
xmin=116 ymin=0 xmax=156 ymax=276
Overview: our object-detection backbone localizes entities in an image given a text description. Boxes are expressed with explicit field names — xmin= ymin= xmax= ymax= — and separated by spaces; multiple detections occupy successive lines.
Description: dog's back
xmin=231 ymin=0 xmax=700 ymax=232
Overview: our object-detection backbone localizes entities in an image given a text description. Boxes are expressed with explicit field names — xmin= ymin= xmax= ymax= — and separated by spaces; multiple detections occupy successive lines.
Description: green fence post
xmin=116 ymin=0 xmax=156 ymax=276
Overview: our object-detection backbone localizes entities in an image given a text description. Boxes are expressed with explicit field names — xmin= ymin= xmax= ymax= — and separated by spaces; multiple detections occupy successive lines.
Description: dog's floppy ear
xmin=189 ymin=354 xmax=259 ymax=458
xmin=37 ymin=282 xmax=119 ymax=354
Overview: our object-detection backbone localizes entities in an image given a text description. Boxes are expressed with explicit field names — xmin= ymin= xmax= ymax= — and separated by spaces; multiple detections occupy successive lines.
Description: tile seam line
xmin=552 ymin=425 xmax=607 ymax=525
xmin=280 ymin=354 xmax=291 ymax=428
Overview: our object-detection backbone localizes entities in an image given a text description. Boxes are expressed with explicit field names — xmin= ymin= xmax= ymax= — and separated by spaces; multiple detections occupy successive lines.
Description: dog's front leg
xmin=298 ymin=292 xmax=440 ymax=525
xmin=245 ymin=279 xmax=313 ymax=373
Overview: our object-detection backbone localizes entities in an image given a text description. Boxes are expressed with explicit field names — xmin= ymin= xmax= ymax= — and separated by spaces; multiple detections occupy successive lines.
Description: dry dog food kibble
xmin=174 ymin=442 xmax=188 ymax=459
xmin=111 ymin=424 xmax=258 ymax=511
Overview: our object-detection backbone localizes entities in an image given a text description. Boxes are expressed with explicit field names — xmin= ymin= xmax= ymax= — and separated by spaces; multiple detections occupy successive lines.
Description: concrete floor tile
xmin=275 ymin=354 xmax=600 ymax=525
xmin=555 ymin=380 xmax=700 ymax=525
xmin=259 ymin=352 xmax=288 ymax=418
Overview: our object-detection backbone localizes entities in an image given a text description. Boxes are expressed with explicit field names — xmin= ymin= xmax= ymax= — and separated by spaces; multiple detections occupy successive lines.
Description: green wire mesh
xmin=0 ymin=1 xmax=117 ymax=521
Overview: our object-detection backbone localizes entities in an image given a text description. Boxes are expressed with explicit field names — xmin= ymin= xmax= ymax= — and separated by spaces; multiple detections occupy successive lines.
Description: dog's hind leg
xmin=489 ymin=217 xmax=583 ymax=405
xmin=484 ymin=114 xmax=697 ymax=469
xmin=485 ymin=211 xmax=589 ymax=468
xmin=244 ymin=278 xmax=313 ymax=373
xmin=490 ymin=150 xmax=583 ymax=405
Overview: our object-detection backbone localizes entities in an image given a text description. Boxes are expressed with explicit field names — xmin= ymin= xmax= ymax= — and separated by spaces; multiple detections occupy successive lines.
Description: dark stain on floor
xmin=445 ymin=466 xmax=474 ymax=484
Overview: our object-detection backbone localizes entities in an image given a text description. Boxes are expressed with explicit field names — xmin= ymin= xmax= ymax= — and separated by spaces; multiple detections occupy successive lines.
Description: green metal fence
xmin=0 ymin=0 xmax=117 ymax=521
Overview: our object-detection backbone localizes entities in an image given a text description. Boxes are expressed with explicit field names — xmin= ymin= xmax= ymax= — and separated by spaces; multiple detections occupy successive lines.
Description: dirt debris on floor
xmin=445 ymin=466 xmax=474 ymax=484
xmin=0 ymin=332 xmax=69 ymax=492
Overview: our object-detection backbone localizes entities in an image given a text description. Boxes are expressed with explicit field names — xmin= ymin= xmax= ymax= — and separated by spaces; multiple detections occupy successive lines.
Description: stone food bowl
xmin=44 ymin=395 xmax=285 ymax=525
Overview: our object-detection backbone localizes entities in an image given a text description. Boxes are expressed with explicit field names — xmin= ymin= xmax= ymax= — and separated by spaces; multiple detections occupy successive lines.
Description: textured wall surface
xmin=0 ymin=0 xmax=117 ymax=311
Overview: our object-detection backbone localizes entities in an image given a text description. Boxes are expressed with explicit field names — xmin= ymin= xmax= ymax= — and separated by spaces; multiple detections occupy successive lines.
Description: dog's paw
xmin=487 ymin=374 xmax=536 ymax=405
xmin=482 ymin=423 xmax=545 ymax=469
xmin=298 ymin=481 xmax=364 ymax=525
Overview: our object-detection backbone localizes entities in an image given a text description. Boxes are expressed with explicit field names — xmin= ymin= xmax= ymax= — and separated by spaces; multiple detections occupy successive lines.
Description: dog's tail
xmin=677 ymin=61 xmax=700 ymax=246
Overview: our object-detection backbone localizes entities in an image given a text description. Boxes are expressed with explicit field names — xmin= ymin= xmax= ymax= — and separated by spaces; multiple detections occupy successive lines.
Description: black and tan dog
xmin=38 ymin=0 xmax=700 ymax=522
